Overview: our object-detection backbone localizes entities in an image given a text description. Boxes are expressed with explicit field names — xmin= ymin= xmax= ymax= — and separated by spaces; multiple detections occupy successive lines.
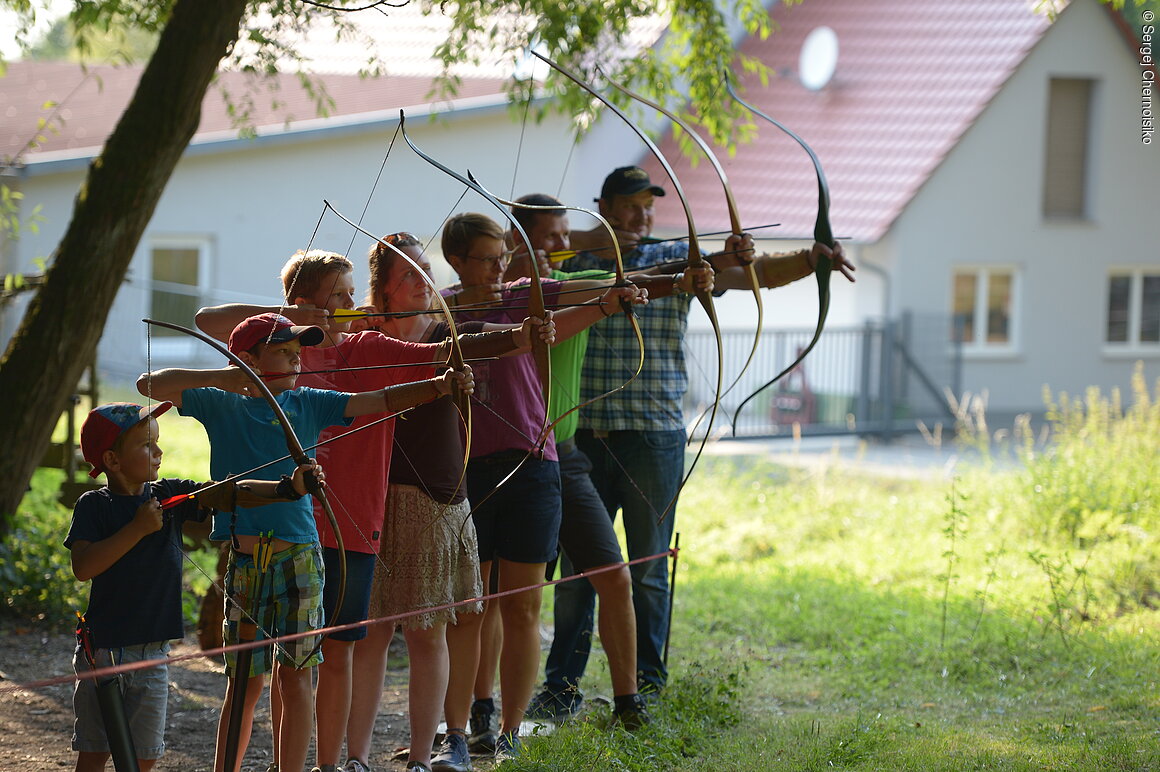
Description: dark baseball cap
xmin=597 ymin=166 xmax=666 ymax=201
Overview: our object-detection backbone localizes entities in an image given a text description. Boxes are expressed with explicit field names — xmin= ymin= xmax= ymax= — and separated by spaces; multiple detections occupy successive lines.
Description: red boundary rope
xmin=0 ymin=546 xmax=678 ymax=695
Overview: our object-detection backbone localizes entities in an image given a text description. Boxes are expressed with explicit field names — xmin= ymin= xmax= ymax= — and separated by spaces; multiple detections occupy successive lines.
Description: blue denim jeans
xmin=545 ymin=428 xmax=684 ymax=694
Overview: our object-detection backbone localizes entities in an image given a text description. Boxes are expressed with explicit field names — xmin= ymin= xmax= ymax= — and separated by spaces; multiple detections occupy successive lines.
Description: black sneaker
xmin=525 ymin=688 xmax=583 ymax=722
xmin=466 ymin=699 xmax=497 ymax=754
xmin=612 ymin=694 xmax=652 ymax=731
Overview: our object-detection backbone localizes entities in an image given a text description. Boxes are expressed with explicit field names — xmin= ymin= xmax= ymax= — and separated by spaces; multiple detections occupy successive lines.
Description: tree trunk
xmin=0 ymin=0 xmax=249 ymax=529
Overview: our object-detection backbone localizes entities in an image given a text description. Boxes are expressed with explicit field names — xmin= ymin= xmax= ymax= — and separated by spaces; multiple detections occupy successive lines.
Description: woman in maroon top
xmin=346 ymin=233 xmax=525 ymax=772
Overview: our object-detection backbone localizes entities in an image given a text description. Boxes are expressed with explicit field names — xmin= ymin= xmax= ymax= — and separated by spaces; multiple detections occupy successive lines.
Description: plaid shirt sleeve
xmin=562 ymin=242 xmax=695 ymax=431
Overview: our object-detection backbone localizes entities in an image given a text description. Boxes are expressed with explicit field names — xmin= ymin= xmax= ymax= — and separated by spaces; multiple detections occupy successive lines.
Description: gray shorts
xmin=72 ymin=641 xmax=170 ymax=759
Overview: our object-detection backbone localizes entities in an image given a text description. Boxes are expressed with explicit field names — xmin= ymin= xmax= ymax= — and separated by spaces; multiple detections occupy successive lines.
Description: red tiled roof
xmin=641 ymin=0 xmax=1055 ymax=243
xmin=1 ymin=61 xmax=506 ymax=160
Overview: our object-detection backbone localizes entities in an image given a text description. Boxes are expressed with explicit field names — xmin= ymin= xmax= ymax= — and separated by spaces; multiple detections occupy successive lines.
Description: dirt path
xmin=0 ymin=620 xmax=423 ymax=771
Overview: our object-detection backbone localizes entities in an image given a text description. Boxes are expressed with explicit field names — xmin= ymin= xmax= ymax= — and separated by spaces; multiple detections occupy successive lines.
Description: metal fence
xmin=683 ymin=312 xmax=962 ymax=439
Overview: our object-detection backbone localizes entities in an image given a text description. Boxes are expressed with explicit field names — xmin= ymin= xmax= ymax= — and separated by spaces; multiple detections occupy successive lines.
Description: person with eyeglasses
xmin=456 ymin=194 xmax=715 ymax=742
xmin=329 ymin=231 xmax=562 ymax=772
xmin=434 ymin=212 xmax=647 ymax=766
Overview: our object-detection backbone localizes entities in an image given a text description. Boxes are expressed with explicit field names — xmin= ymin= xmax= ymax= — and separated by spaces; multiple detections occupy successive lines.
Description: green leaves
xmin=425 ymin=0 xmax=776 ymax=154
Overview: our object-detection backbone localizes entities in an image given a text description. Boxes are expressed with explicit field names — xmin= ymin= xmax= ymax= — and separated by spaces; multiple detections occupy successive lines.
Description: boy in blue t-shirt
xmin=136 ymin=312 xmax=472 ymax=772
xmin=67 ymin=400 xmax=318 ymax=772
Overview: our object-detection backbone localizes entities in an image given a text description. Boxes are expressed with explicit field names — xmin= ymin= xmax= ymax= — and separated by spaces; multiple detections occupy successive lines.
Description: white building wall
xmin=6 ymin=100 xmax=650 ymax=383
xmin=889 ymin=0 xmax=1158 ymax=416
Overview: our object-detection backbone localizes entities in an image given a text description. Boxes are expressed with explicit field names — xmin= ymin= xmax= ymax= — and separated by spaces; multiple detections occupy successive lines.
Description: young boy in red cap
xmin=67 ymin=400 xmax=320 ymax=772
xmin=137 ymin=311 xmax=473 ymax=772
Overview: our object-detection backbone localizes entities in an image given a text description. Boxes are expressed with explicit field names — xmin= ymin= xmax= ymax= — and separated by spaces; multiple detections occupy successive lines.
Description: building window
xmin=1043 ymin=77 xmax=1095 ymax=219
xmin=952 ymin=267 xmax=1018 ymax=351
xmin=148 ymin=239 xmax=208 ymax=342
xmin=1106 ymin=270 xmax=1160 ymax=348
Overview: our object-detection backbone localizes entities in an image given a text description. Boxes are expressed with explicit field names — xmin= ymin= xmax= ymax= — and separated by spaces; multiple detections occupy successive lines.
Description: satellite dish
xmin=798 ymin=26 xmax=838 ymax=91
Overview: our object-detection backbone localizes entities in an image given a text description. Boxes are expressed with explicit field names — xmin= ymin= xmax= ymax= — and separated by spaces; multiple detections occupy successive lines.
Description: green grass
xmin=518 ymin=369 xmax=1160 ymax=770
xmin=518 ymin=451 xmax=1160 ymax=770
xmin=5 ymin=371 xmax=1160 ymax=769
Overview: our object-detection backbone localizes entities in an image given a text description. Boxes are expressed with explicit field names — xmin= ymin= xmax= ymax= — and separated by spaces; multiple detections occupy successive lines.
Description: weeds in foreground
xmin=938 ymin=480 xmax=967 ymax=651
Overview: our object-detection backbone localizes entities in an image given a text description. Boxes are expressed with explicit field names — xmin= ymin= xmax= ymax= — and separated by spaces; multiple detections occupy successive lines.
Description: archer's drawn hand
xmin=291 ymin=459 xmax=325 ymax=496
xmin=681 ymin=264 xmax=715 ymax=294
xmin=717 ymin=232 xmax=756 ymax=269
xmin=220 ymin=365 xmax=264 ymax=396
xmin=133 ymin=498 xmax=164 ymax=536
xmin=505 ymin=242 xmax=552 ymax=281
xmin=450 ymin=284 xmax=503 ymax=308
xmin=602 ymin=284 xmax=649 ymax=314
xmin=346 ymin=305 xmax=379 ymax=334
xmin=569 ymin=223 xmax=640 ymax=258
xmin=438 ymin=364 xmax=475 ymax=396
xmin=283 ymin=303 xmax=332 ymax=330
xmin=810 ymin=241 xmax=856 ymax=283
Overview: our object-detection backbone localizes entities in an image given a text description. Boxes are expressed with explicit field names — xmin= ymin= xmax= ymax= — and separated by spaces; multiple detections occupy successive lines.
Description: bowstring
xmin=543 ymin=109 xmax=682 ymax=544
xmin=144 ymin=321 xmax=298 ymax=664
xmin=509 ymin=79 xmax=534 ymax=201
xmin=278 ymin=124 xmax=443 ymax=586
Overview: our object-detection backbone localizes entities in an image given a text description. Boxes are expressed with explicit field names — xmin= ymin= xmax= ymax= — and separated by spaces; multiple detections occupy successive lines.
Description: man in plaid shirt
xmin=553 ymin=165 xmax=852 ymax=700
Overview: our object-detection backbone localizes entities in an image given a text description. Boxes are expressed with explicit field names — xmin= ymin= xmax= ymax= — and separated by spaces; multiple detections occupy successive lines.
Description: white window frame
xmin=1103 ymin=267 xmax=1160 ymax=356
xmin=951 ymin=266 xmax=1020 ymax=358
xmin=144 ymin=236 xmax=212 ymax=360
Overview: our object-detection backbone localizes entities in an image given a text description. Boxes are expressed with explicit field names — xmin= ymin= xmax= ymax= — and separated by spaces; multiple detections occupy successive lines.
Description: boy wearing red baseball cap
xmin=67 ymin=401 xmax=319 ymax=772
xmin=137 ymin=311 xmax=474 ymax=772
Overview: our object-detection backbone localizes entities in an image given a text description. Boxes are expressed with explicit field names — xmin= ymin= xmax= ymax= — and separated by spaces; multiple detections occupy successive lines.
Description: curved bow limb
xmin=398 ymin=112 xmax=556 ymax=523
xmin=724 ymin=73 xmax=834 ymax=435
xmin=397 ymin=111 xmax=552 ymax=440
xmin=321 ymin=201 xmax=474 ymax=508
xmin=530 ymin=51 xmax=724 ymax=526
xmin=142 ymin=317 xmax=345 ymax=769
xmin=601 ymin=69 xmax=764 ymax=445
xmin=464 ymin=170 xmax=646 ymax=448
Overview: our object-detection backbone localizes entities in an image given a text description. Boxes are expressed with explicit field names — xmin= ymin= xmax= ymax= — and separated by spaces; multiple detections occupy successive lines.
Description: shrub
xmin=1021 ymin=366 xmax=1159 ymax=544
xmin=0 ymin=469 xmax=86 ymax=623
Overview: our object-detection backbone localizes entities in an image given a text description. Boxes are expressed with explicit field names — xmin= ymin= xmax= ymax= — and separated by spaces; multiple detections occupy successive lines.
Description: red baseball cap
xmin=80 ymin=402 xmax=173 ymax=478
xmin=227 ymin=312 xmax=325 ymax=355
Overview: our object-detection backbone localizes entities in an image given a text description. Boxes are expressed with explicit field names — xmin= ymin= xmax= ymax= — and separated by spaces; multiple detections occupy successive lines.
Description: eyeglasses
xmin=464 ymin=250 xmax=513 ymax=267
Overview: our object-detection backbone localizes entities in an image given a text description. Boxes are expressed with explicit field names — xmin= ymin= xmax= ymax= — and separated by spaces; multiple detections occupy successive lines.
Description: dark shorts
xmin=468 ymin=451 xmax=561 ymax=564
xmin=556 ymin=441 xmax=623 ymax=571
xmin=322 ymin=547 xmax=376 ymax=642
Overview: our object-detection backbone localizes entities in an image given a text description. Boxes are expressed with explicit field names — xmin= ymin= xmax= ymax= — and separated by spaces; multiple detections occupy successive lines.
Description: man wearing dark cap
xmin=600 ymin=165 xmax=666 ymax=200
xmin=534 ymin=165 xmax=851 ymax=713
